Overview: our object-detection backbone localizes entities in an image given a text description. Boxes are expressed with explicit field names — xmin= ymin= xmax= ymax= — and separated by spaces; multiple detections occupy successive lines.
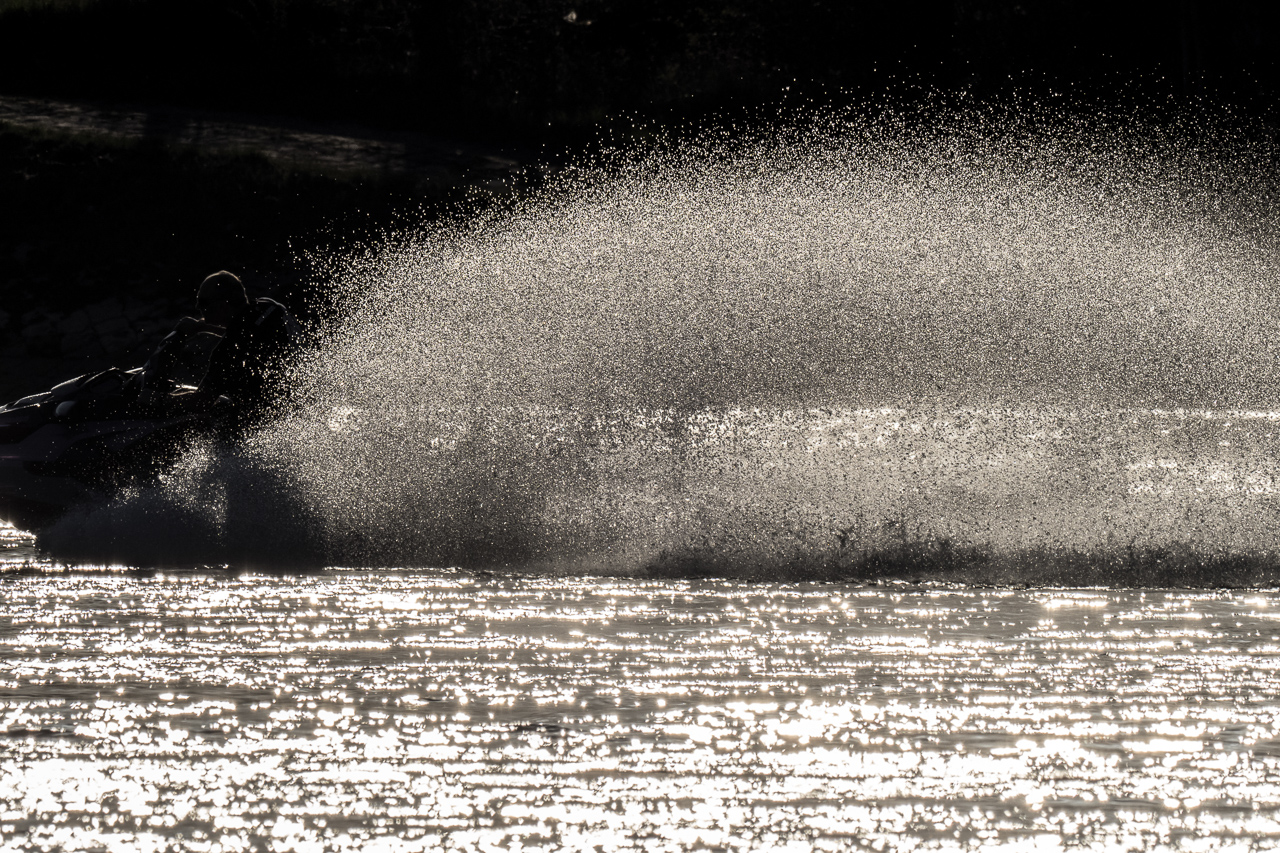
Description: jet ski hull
xmin=0 ymin=369 xmax=209 ymax=532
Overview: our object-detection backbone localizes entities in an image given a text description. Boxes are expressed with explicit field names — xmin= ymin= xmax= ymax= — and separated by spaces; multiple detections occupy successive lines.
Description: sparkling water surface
xmin=3 ymin=560 xmax=1280 ymax=852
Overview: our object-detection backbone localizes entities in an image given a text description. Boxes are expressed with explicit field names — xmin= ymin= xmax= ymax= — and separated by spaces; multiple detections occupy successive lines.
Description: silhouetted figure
xmin=176 ymin=271 xmax=299 ymax=427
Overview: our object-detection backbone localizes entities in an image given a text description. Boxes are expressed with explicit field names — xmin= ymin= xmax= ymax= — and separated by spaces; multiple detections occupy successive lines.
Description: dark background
xmin=1 ymin=0 xmax=1275 ymax=134
xmin=0 ymin=0 xmax=1276 ymax=398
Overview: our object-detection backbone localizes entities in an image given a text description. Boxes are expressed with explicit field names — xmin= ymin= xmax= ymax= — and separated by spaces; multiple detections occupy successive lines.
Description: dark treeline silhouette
xmin=0 ymin=0 xmax=1274 ymax=137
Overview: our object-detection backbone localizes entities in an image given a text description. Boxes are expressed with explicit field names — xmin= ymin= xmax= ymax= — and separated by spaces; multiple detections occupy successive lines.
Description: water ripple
xmin=3 ymin=573 xmax=1279 ymax=850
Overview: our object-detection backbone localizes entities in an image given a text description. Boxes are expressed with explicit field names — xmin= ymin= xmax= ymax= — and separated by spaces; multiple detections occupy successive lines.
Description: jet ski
xmin=0 ymin=329 xmax=218 ymax=532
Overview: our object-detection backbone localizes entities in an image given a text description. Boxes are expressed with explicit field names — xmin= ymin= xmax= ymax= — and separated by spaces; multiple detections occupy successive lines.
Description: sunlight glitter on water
xmin=3 ymin=572 xmax=1280 ymax=851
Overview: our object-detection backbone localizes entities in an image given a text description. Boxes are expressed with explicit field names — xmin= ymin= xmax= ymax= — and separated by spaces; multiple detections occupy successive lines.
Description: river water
xmin=4 ymin=535 xmax=1280 ymax=851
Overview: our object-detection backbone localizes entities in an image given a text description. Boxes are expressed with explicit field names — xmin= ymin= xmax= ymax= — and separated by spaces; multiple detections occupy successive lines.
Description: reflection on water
xmin=0 ymin=525 xmax=35 ymax=568
xmin=3 ymin=570 xmax=1280 ymax=851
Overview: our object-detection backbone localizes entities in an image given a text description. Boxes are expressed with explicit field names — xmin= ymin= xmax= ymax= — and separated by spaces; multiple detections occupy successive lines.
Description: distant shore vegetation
xmin=0 ymin=119 xmax=456 ymax=394
xmin=1 ymin=0 xmax=1274 ymax=141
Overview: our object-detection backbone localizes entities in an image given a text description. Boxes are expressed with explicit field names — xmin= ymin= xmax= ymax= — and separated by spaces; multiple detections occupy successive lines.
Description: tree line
xmin=0 ymin=0 xmax=1273 ymax=137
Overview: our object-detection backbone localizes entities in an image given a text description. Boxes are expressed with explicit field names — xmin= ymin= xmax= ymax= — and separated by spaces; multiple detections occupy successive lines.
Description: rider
xmin=173 ymin=271 xmax=300 ymax=424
